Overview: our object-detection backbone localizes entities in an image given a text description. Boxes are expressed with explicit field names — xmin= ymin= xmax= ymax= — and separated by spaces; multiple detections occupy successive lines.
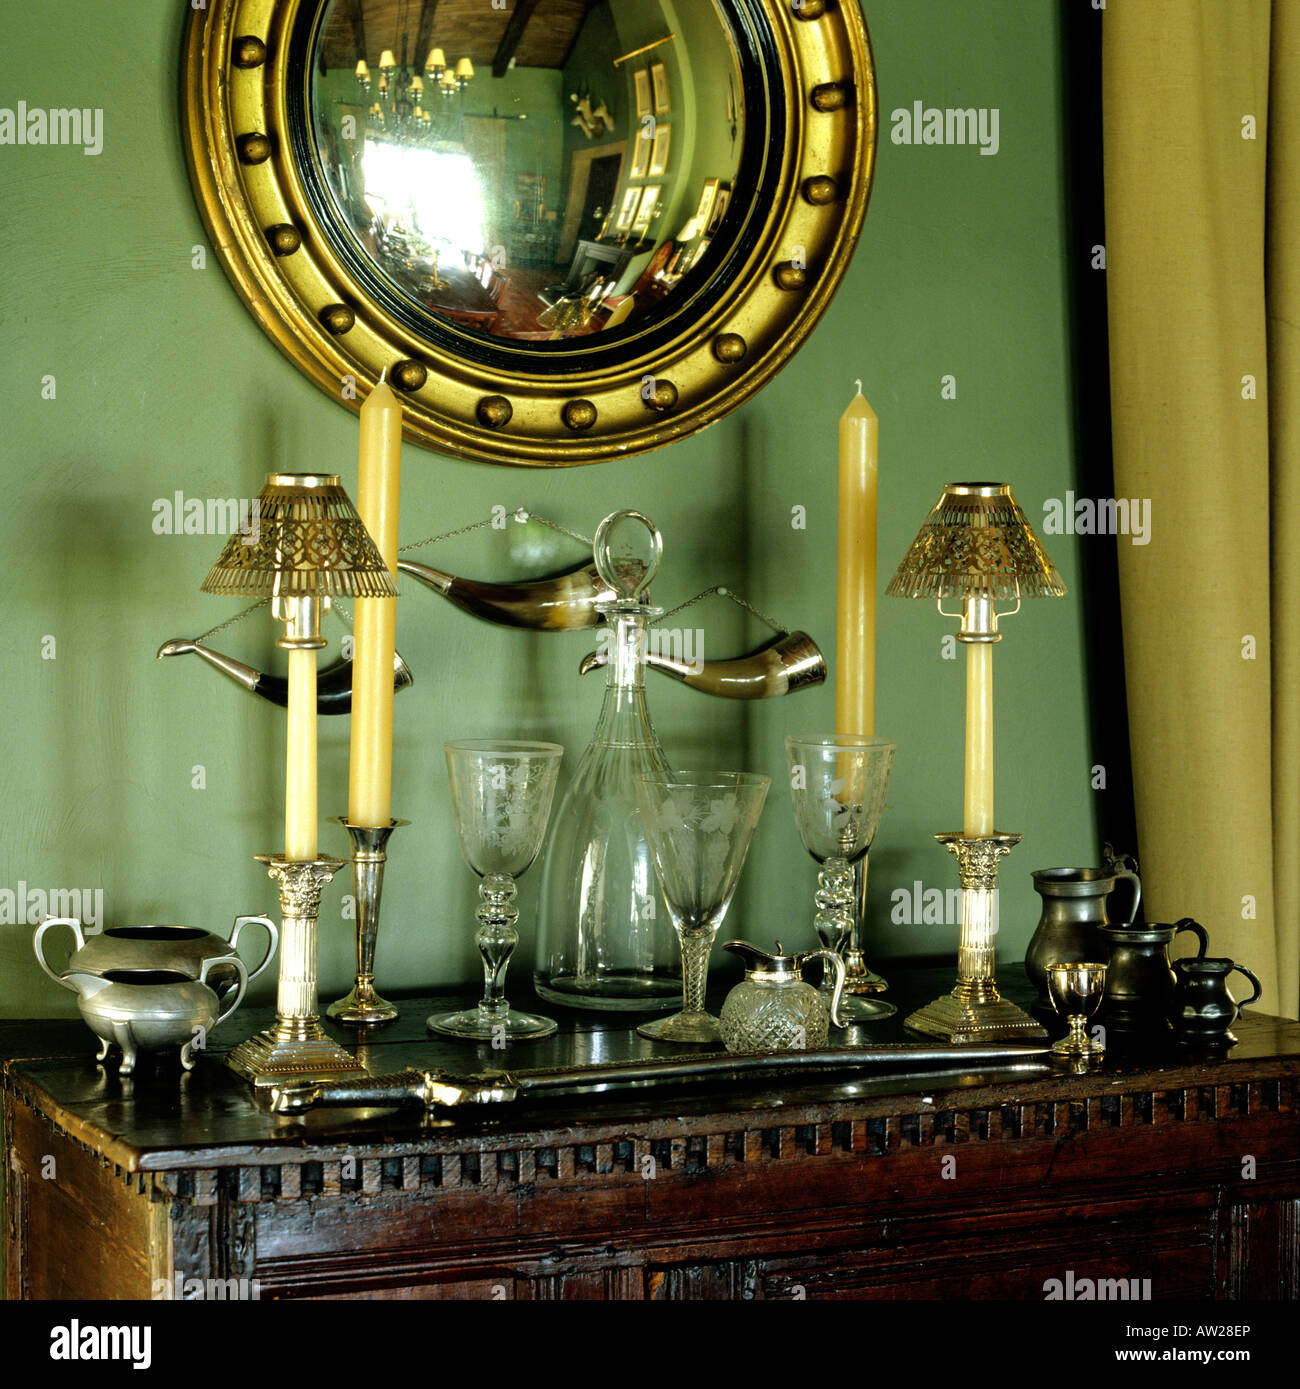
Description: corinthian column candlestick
xmin=904 ymin=833 xmax=1043 ymax=1042
xmin=223 ymin=854 xmax=365 ymax=1086
xmin=328 ymin=818 xmax=408 ymax=1024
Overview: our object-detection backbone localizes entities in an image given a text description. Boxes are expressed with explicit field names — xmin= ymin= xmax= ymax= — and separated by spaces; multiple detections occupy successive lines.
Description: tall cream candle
xmin=836 ymin=381 xmax=878 ymax=738
xmin=285 ymin=648 xmax=318 ymax=859
xmin=348 ymin=376 xmax=402 ymax=829
xmin=964 ymin=641 xmax=994 ymax=837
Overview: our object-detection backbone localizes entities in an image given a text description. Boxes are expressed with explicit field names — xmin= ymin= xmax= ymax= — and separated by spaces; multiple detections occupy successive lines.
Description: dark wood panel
xmin=322 ymin=0 xmax=592 ymax=72
xmin=7 ymin=1099 xmax=159 ymax=1300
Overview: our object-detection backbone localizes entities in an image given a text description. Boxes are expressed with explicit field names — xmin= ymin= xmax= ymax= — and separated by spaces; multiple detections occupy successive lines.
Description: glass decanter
xmin=534 ymin=512 xmax=681 ymax=1010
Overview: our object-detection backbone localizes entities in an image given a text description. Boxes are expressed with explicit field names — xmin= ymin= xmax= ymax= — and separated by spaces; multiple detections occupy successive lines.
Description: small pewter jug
xmin=1099 ymin=917 xmax=1209 ymax=1030
xmin=719 ymin=940 xmax=846 ymax=1054
xmin=55 ymin=958 xmax=248 ymax=1074
xmin=1025 ymin=853 xmax=1141 ymax=1013
xmin=1170 ymin=957 xmax=1262 ymax=1046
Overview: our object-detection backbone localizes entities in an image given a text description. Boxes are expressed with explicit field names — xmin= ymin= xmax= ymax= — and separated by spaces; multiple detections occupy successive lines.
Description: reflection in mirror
xmin=310 ymin=0 xmax=748 ymax=343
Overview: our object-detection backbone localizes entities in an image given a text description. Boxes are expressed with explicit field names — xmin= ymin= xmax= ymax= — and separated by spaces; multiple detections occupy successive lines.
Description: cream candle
xmin=347 ymin=376 xmax=402 ymax=829
xmin=964 ymin=640 xmax=994 ymax=837
xmin=285 ymin=648 xmax=318 ymax=859
xmin=836 ymin=381 xmax=878 ymax=738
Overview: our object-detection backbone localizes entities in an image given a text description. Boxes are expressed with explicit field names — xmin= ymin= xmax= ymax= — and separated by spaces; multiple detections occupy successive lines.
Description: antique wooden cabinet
xmin=5 ymin=971 xmax=1300 ymax=1301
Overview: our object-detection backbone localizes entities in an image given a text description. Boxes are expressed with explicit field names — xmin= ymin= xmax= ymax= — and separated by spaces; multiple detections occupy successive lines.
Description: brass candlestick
xmin=224 ymin=854 xmax=365 ymax=1087
xmin=197 ymin=472 xmax=397 ymax=1092
xmin=327 ymin=818 xmax=408 ymax=1024
xmin=905 ymin=833 xmax=1045 ymax=1042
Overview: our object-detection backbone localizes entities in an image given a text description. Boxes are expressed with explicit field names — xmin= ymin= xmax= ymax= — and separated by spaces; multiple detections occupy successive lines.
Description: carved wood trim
xmin=123 ymin=1074 xmax=1300 ymax=1206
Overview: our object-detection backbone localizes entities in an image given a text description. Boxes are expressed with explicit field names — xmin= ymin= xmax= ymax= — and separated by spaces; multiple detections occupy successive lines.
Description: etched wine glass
xmin=428 ymin=741 xmax=563 ymax=1042
xmin=634 ymin=771 xmax=771 ymax=1043
xmin=785 ymin=736 xmax=896 ymax=1023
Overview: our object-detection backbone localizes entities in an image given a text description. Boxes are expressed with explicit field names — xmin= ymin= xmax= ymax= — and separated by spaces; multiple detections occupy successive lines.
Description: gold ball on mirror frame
xmin=802 ymin=176 xmax=839 ymax=206
xmin=318 ymin=304 xmax=355 ymax=335
xmin=793 ymin=0 xmax=827 ymax=19
xmin=774 ymin=262 xmax=809 ymax=291
xmin=562 ymin=400 xmax=598 ymax=433
xmin=713 ymin=333 xmax=748 ymax=364
xmin=237 ymin=133 xmax=272 ymax=165
xmin=391 ymin=360 xmax=429 ymax=392
xmin=265 ymin=224 xmax=302 ymax=257
xmin=812 ymin=83 xmax=851 ymax=113
xmin=643 ymin=381 xmax=679 ymax=414
xmin=232 ymin=36 xmax=267 ymax=69
xmin=477 ymin=396 xmax=513 ymax=429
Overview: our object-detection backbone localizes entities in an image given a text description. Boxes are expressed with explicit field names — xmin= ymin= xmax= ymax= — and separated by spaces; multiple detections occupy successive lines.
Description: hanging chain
xmin=191 ymin=511 xmax=788 ymax=638
xmin=193 ymin=600 xmax=269 ymax=645
xmin=400 ymin=508 xmax=593 ymax=554
xmin=654 ymin=585 xmax=788 ymax=635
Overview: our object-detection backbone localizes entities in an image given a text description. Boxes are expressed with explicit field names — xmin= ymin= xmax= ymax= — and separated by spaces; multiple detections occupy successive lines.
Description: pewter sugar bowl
xmin=34 ymin=914 xmax=277 ymax=989
xmin=719 ymin=940 xmax=847 ymax=1053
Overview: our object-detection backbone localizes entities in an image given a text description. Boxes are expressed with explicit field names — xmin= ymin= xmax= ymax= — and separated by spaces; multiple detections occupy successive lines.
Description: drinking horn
xmin=156 ymin=640 xmax=413 ymax=715
xmin=580 ymin=630 xmax=827 ymax=699
xmin=397 ymin=557 xmax=616 ymax=631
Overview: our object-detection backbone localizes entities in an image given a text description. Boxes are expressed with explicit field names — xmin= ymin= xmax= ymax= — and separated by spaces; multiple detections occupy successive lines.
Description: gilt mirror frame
xmin=182 ymin=0 xmax=876 ymax=466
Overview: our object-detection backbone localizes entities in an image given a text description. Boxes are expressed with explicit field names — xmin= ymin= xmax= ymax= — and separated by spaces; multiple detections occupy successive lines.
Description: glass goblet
xmin=634 ymin=772 xmax=771 ymax=1043
xmin=785 ymin=735 xmax=896 ymax=1024
xmin=1047 ymin=962 xmax=1107 ymax=1062
xmin=427 ymin=740 xmax=563 ymax=1042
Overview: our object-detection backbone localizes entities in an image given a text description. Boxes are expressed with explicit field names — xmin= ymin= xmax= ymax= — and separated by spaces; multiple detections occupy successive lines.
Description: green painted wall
xmin=0 ymin=0 xmax=1095 ymax=1022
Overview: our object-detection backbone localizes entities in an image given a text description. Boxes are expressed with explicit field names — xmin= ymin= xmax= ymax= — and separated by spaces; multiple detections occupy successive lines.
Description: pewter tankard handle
xmin=1228 ymin=964 xmax=1263 ymax=1017
xmin=1174 ymin=917 xmax=1210 ymax=959
xmin=32 ymin=917 xmax=87 ymax=988
xmin=1102 ymin=845 xmax=1141 ymax=924
xmin=230 ymin=914 xmax=279 ymax=982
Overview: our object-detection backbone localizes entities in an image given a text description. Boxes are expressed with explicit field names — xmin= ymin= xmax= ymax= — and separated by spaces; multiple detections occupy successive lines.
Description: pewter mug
xmin=34 ymin=915 xmax=277 ymax=989
xmin=56 ymin=956 xmax=248 ymax=1074
xmin=1025 ymin=861 xmax=1141 ymax=1012
xmin=1170 ymin=957 xmax=1262 ymax=1045
xmin=1099 ymin=917 xmax=1209 ymax=1029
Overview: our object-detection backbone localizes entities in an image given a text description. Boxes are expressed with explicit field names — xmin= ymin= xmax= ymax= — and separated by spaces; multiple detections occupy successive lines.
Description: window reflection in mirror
xmin=309 ymin=0 xmax=747 ymax=342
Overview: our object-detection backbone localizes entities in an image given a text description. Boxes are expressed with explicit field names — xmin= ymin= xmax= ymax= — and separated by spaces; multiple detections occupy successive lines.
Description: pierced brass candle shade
xmin=887 ymin=483 xmax=1066 ymax=1044
xmin=201 ymin=473 xmax=397 ymax=1089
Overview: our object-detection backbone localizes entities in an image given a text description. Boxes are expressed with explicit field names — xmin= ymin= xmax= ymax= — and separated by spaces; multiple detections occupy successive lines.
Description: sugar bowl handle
xmin=803 ymin=947 xmax=847 ymax=1028
xmin=200 ymin=955 xmax=249 ymax=1025
xmin=33 ymin=917 xmax=87 ymax=988
xmin=230 ymin=914 xmax=279 ymax=982
xmin=1229 ymin=964 xmax=1263 ymax=1018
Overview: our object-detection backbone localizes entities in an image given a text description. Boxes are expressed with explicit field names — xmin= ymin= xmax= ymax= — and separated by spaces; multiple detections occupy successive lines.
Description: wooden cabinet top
xmin=5 ymin=969 xmax=1299 ymax=1185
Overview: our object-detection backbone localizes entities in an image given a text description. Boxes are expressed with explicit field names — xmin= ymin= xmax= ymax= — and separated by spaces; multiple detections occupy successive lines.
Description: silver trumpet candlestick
xmin=328 ymin=818 xmax=408 ymax=1024
xmin=224 ymin=854 xmax=366 ymax=1088
xmin=905 ymin=833 xmax=1046 ymax=1043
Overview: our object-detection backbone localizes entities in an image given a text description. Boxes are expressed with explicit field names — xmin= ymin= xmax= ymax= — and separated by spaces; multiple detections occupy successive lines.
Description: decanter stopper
xmin=593 ymin=510 xmax=662 ymax=608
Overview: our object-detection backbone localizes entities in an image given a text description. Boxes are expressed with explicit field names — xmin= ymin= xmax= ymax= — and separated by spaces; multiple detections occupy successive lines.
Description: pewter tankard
xmin=1025 ymin=861 xmax=1140 ymax=1013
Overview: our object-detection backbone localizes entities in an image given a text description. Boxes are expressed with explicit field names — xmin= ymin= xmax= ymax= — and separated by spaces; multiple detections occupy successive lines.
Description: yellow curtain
xmin=1103 ymin=0 xmax=1298 ymax=1017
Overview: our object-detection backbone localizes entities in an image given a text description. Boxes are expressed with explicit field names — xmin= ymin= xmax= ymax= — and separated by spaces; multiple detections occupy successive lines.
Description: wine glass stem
xmin=679 ymin=930 xmax=712 ymax=1016
xmin=476 ymin=873 xmax=519 ymax=1014
xmin=814 ymin=856 xmax=854 ymax=954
